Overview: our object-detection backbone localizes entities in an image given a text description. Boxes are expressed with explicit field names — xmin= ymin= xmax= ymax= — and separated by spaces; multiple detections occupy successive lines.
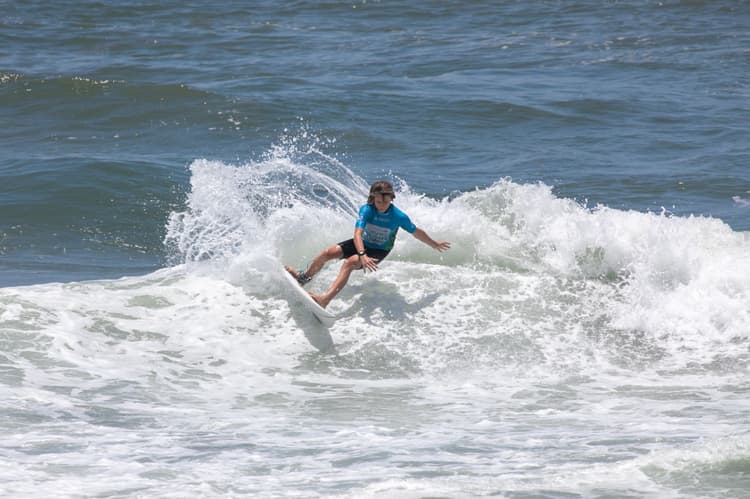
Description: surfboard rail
xmin=280 ymin=267 xmax=336 ymax=327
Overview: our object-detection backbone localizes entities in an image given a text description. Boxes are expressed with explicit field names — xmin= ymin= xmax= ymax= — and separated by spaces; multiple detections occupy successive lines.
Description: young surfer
xmin=286 ymin=180 xmax=451 ymax=308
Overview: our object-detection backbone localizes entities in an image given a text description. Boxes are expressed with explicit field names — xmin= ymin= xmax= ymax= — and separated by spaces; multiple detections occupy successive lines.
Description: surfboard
xmin=280 ymin=267 xmax=336 ymax=327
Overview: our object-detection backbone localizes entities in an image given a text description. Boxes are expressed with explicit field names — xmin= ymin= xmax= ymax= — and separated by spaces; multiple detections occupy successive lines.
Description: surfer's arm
xmin=353 ymin=227 xmax=366 ymax=254
xmin=354 ymin=227 xmax=379 ymax=271
xmin=413 ymin=228 xmax=451 ymax=252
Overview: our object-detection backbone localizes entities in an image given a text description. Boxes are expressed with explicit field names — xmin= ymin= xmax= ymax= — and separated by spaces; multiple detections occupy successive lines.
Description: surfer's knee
xmin=342 ymin=254 xmax=361 ymax=271
xmin=324 ymin=245 xmax=343 ymax=260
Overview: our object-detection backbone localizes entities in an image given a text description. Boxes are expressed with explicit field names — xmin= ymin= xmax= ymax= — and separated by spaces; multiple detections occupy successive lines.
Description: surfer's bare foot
xmin=309 ymin=293 xmax=328 ymax=309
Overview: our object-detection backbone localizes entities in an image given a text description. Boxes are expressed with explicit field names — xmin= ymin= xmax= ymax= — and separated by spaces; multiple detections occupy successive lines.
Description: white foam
xmin=159 ymin=154 xmax=750 ymax=378
xmin=733 ymin=194 xmax=750 ymax=207
xmin=3 ymin=146 xmax=750 ymax=497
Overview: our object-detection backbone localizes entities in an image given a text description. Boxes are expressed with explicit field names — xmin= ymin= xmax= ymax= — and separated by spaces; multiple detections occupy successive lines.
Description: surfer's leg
xmin=310 ymin=254 xmax=360 ymax=308
xmin=305 ymin=244 xmax=344 ymax=278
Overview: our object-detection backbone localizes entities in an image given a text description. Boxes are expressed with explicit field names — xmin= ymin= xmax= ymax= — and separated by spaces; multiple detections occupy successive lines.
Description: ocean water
xmin=2 ymin=1 xmax=750 ymax=497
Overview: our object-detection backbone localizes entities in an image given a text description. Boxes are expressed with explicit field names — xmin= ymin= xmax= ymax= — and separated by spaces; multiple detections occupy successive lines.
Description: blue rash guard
xmin=355 ymin=203 xmax=417 ymax=251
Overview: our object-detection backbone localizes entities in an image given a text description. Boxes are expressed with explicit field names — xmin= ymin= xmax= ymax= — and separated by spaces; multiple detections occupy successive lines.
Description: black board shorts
xmin=338 ymin=239 xmax=390 ymax=261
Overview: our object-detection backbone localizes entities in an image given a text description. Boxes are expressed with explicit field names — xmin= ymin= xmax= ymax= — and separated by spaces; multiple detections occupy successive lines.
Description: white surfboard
xmin=280 ymin=267 xmax=336 ymax=327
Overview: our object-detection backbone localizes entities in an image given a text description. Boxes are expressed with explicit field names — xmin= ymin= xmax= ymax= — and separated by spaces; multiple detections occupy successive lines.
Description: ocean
xmin=2 ymin=1 xmax=750 ymax=497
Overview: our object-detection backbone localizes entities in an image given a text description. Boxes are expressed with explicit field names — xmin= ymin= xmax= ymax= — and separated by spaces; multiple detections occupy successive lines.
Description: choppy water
xmin=2 ymin=1 xmax=750 ymax=497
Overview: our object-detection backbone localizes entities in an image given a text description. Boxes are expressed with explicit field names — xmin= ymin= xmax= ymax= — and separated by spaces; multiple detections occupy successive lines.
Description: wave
xmin=164 ymin=132 xmax=368 ymax=264
xmin=0 ymin=72 xmax=212 ymax=99
xmin=1 ymin=131 xmax=748 ymax=384
xmin=1 ymin=150 xmax=747 ymax=496
xmin=0 ymin=72 xmax=240 ymax=136
xmin=159 ymin=137 xmax=750 ymax=376
xmin=733 ymin=194 xmax=750 ymax=208
xmin=0 ymin=156 xmax=175 ymax=284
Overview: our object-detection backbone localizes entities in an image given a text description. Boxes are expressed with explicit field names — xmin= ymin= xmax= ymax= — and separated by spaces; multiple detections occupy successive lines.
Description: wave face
xmin=164 ymin=143 xmax=750 ymax=377
xmin=3 ymin=142 xmax=748 ymax=497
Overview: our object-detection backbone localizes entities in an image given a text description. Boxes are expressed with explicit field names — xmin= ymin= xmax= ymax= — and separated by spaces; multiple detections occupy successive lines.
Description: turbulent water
xmin=2 ymin=1 xmax=750 ymax=497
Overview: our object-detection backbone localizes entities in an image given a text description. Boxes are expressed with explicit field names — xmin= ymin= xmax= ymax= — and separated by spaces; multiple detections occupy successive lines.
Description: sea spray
xmin=161 ymin=145 xmax=750 ymax=379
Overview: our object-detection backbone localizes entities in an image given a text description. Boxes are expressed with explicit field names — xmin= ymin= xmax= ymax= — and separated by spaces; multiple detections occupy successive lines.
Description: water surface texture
xmin=2 ymin=1 xmax=750 ymax=497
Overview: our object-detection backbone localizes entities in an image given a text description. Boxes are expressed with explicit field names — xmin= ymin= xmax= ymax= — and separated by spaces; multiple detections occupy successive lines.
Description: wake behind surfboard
xmin=280 ymin=266 xmax=336 ymax=327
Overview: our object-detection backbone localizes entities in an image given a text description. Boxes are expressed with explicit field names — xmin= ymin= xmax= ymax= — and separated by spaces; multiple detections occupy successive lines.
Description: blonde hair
xmin=366 ymin=180 xmax=395 ymax=204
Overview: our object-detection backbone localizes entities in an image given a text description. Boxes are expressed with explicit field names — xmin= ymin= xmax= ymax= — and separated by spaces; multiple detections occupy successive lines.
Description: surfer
xmin=286 ymin=180 xmax=451 ymax=308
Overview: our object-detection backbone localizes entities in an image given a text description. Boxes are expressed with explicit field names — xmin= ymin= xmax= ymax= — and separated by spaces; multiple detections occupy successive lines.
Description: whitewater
xmin=1 ymin=145 xmax=749 ymax=498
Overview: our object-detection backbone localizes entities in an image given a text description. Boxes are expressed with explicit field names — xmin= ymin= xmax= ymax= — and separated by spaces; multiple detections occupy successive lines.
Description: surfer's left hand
xmin=360 ymin=254 xmax=379 ymax=272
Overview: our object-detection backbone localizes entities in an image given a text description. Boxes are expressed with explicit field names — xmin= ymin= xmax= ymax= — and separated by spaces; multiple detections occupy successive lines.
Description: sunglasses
xmin=378 ymin=192 xmax=395 ymax=199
